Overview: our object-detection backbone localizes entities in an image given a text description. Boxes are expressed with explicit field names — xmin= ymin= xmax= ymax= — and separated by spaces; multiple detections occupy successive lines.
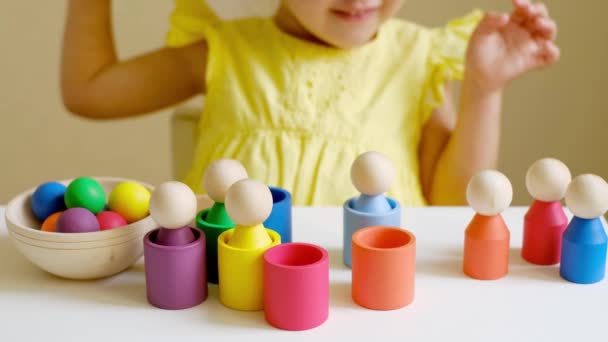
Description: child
xmin=61 ymin=0 xmax=558 ymax=206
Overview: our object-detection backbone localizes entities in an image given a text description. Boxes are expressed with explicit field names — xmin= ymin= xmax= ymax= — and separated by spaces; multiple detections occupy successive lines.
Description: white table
xmin=1 ymin=206 xmax=606 ymax=341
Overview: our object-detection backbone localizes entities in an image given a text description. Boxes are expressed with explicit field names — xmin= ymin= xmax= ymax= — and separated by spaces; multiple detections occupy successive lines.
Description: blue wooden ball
xmin=31 ymin=182 xmax=67 ymax=221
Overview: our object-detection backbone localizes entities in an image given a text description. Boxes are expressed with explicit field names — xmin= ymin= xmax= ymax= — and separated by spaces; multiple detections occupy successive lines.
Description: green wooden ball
xmin=64 ymin=177 xmax=106 ymax=214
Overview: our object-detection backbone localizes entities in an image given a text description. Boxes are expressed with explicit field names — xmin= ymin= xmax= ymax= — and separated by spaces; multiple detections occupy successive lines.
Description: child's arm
xmin=61 ymin=0 xmax=208 ymax=119
xmin=421 ymin=0 xmax=559 ymax=205
xmin=420 ymin=81 xmax=503 ymax=205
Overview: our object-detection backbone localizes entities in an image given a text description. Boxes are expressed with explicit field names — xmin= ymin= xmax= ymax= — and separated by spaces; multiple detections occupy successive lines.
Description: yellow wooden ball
xmin=108 ymin=181 xmax=151 ymax=223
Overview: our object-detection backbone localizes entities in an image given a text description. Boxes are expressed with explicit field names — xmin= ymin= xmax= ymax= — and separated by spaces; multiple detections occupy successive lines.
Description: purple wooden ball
xmin=56 ymin=208 xmax=100 ymax=233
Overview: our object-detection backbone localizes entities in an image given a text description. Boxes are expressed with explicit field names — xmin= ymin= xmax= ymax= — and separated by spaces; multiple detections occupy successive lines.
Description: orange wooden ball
xmin=41 ymin=211 xmax=63 ymax=232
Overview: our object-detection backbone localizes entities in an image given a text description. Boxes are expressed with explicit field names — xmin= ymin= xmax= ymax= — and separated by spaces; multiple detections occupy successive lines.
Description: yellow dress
xmin=167 ymin=1 xmax=482 ymax=206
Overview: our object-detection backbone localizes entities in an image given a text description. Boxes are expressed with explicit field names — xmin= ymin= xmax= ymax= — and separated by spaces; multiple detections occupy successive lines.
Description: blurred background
xmin=0 ymin=0 xmax=606 ymax=205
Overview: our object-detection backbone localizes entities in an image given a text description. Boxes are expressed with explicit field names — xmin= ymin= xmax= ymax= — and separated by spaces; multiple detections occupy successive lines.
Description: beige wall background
xmin=1 ymin=0 xmax=606 ymax=205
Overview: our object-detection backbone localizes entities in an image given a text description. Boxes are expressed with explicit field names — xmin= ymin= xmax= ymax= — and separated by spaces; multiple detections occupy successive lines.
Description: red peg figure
xmin=522 ymin=158 xmax=571 ymax=265
xmin=463 ymin=170 xmax=513 ymax=280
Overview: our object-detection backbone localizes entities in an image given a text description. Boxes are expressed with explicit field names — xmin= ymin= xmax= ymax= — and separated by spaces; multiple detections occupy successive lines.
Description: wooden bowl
xmin=4 ymin=177 xmax=157 ymax=279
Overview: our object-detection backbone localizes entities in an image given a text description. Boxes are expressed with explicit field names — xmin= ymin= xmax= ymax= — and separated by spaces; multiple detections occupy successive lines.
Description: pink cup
xmin=263 ymin=243 xmax=329 ymax=331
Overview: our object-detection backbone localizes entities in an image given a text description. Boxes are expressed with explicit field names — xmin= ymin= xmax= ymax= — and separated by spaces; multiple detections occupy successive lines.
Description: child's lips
xmin=331 ymin=7 xmax=378 ymax=22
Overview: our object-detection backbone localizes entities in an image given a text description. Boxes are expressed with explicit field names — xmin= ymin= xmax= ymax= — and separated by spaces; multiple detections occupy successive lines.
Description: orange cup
xmin=352 ymin=226 xmax=416 ymax=310
xmin=463 ymin=214 xmax=510 ymax=280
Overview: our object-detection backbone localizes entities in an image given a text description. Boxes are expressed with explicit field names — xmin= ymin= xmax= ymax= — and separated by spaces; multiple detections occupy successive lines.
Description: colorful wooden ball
xmin=108 ymin=181 xmax=151 ymax=223
xmin=97 ymin=211 xmax=128 ymax=231
xmin=225 ymin=179 xmax=273 ymax=226
xmin=56 ymin=208 xmax=100 ymax=233
xmin=350 ymin=151 xmax=395 ymax=196
xmin=466 ymin=170 xmax=513 ymax=216
xmin=149 ymin=181 xmax=198 ymax=229
xmin=526 ymin=158 xmax=572 ymax=202
xmin=203 ymin=159 xmax=248 ymax=203
xmin=64 ymin=177 xmax=106 ymax=214
xmin=565 ymin=174 xmax=608 ymax=219
xmin=31 ymin=182 xmax=67 ymax=221
xmin=41 ymin=211 xmax=63 ymax=232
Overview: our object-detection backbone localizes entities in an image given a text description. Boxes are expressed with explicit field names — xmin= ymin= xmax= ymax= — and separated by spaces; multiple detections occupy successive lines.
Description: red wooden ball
xmin=96 ymin=211 xmax=128 ymax=231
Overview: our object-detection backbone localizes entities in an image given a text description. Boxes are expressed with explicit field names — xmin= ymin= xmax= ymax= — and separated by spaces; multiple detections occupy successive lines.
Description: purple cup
xmin=144 ymin=227 xmax=208 ymax=310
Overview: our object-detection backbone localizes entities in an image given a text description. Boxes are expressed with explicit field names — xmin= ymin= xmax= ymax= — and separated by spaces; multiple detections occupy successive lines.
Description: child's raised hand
xmin=465 ymin=0 xmax=559 ymax=93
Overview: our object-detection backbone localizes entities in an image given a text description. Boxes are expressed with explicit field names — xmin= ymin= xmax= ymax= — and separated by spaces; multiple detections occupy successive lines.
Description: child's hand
xmin=465 ymin=0 xmax=559 ymax=93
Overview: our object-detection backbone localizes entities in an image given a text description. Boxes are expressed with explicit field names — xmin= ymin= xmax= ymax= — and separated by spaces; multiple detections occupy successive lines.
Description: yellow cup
xmin=218 ymin=227 xmax=281 ymax=311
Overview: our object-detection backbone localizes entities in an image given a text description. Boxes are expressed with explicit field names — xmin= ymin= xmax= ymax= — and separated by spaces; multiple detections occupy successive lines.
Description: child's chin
xmin=322 ymin=31 xmax=378 ymax=49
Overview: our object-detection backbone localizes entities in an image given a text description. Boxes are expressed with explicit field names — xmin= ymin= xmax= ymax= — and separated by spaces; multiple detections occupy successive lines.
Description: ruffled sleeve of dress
xmin=421 ymin=10 xmax=484 ymax=122
xmin=166 ymin=0 xmax=222 ymax=47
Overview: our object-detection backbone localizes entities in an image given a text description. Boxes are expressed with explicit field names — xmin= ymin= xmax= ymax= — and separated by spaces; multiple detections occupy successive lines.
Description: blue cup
xmin=560 ymin=216 xmax=607 ymax=284
xmin=343 ymin=196 xmax=401 ymax=267
xmin=264 ymin=187 xmax=292 ymax=243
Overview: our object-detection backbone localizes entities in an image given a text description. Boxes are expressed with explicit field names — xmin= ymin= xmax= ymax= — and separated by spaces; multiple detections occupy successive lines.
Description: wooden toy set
xmin=4 ymin=153 xmax=608 ymax=331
